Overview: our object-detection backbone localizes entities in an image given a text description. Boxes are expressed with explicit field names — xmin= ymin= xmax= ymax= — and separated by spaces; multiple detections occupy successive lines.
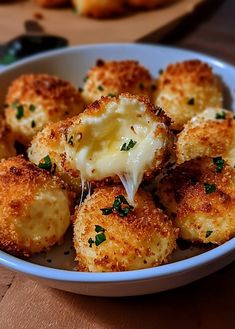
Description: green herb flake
xmin=187 ymin=97 xmax=195 ymax=105
xmin=158 ymin=69 xmax=163 ymax=75
xmin=38 ymin=155 xmax=52 ymax=171
xmin=206 ymin=230 xmax=213 ymax=238
xmin=95 ymin=233 xmax=106 ymax=246
xmin=95 ymin=225 xmax=105 ymax=233
xmin=120 ymin=139 xmax=137 ymax=151
xmin=100 ymin=207 xmax=113 ymax=215
xmin=213 ymin=157 xmax=225 ymax=173
xmin=15 ymin=104 xmax=24 ymax=120
xmin=107 ymin=93 xmax=116 ymax=97
xmin=31 ymin=120 xmax=36 ymax=128
xmin=83 ymin=76 xmax=88 ymax=83
xmin=88 ymin=237 xmax=94 ymax=248
xmin=204 ymin=182 xmax=216 ymax=194
xmin=29 ymin=104 xmax=36 ymax=112
xmin=215 ymin=111 xmax=226 ymax=120
xmin=113 ymin=195 xmax=134 ymax=217
xmin=98 ymin=85 xmax=104 ymax=91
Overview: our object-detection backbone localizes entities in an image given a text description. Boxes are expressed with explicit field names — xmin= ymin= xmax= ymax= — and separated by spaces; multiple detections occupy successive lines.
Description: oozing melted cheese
xmin=66 ymin=96 xmax=167 ymax=203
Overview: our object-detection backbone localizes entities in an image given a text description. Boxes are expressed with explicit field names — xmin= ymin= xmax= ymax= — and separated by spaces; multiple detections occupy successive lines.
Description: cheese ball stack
xmin=28 ymin=93 xmax=173 ymax=201
xmin=156 ymin=158 xmax=235 ymax=244
xmin=154 ymin=60 xmax=223 ymax=130
xmin=82 ymin=60 xmax=153 ymax=104
xmin=0 ymin=117 xmax=16 ymax=159
xmin=0 ymin=156 xmax=72 ymax=257
xmin=74 ymin=186 xmax=178 ymax=272
xmin=72 ymin=0 xmax=125 ymax=18
xmin=5 ymin=74 xmax=84 ymax=146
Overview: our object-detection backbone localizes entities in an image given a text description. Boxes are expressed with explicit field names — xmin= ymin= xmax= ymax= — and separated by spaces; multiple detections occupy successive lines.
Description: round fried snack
xmin=36 ymin=0 xmax=69 ymax=7
xmin=0 ymin=117 xmax=16 ymax=160
xmin=28 ymin=94 xmax=172 ymax=201
xmin=223 ymin=120 xmax=235 ymax=167
xmin=127 ymin=0 xmax=171 ymax=9
xmin=154 ymin=60 xmax=223 ymax=130
xmin=72 ymin=0 xmax=125 ymax=18
xmin=5 ymin=74 xmax=84 ymax=145
xmin=0 ymin=156 xmax=72 ymax=257
xmin=73 ymin=185 xmax=178 ymax=272
xmin=176 ymin=108 xmax=233 ymax=164
xmin=156 ymin=158 xmax=235 ymax=244
xmin=82 ymin=60 xmax=153 ymax=104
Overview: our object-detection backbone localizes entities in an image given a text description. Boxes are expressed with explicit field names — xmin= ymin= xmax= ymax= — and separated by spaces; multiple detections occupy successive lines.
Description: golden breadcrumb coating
xmin=154 ymin=60 xmax=223 ymax=130
xmin=72 ymin=0 xmax=125 ymax=18
xmin=35 ymin=0 xmax=69 ymax=8
xmin=0 ymin=117 xmax=16 ymax=160
xmin=176 ymin=108 xmax=233 ymax=164
xmin=127 ymin=0 xmax=170 ymax=9
xmin=28 ymin=93 xmax=172 ymax=200
xmin=156 ymin=158 xmax=235 ymax=244
xmin=223 ymin=121 xmax=235 ymax=167
xmin=5 ymin=74 xmax=84 ymax=146
xmin=73 ymin=185 xmax=178 ymax=272
xmin=82 ymin=60 xmax=153 ymax=104
xmin=0 ymin=156 xmax=72 ymax=257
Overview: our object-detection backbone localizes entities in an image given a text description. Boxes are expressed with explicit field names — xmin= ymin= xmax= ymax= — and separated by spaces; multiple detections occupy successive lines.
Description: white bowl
xmin=0 ymin=44 xmax=234 ymax=297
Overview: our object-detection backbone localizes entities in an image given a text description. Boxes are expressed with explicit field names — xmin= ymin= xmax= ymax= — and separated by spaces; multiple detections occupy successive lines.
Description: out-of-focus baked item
xmin=127 ymin=0 xmax=171 ymax=9
xmin=35 ymin=0 xmax=69 ymax=8
xmin=0 ymin=117 xmax=16 ymax=160
xmin=0 ymin=156 xmax=72 ymax=257
xmin=73 ymin=185 xmax=178 ymax=272
xmin=154 ymin=60 xmax=223 ymax=131
xmin=72 ymin=0 xmax=125 ymax=18
xmin=5 ymin=74 xmax=84 ymax=146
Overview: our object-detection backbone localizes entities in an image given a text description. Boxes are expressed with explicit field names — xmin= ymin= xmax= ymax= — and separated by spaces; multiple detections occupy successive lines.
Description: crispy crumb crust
xmin=5 ymin=74 xmax=84 ymax=145
xmin=73 ymin=185 xmax=178 ymax=272
xmin=176 ymin=108 xmax=233 ymax=164
xmin=72 ymin=0 xmax=126 ymax=18
xmin=0 ymin=117 xmax=16 ymax=159
xmin=156 ymin=158 xmax=235 ymax=244
xmin=154 ymin=60 xmax=223 ymax=130
xmin=82 ymin=60 xmax=153 ymax=104
xmin=28 ymin=93 xmax=173 ymax=189
xmin=0 ymin=156 xmax=72 ymax=257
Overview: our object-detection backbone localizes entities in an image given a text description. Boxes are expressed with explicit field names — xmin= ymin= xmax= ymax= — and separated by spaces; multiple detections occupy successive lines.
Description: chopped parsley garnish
xmin=158 ymin=69 xmax=163 ymax=75
xmin=100 ymin=195 xmax=134 ymax=218
xmin=68 ymin=136 xmax=74 ymax=146
xmin=98 ymin=85 xmax=104 ymax=91
xmin=29 ymin=104 xmax=36 ymax=112
xmin=120 ymin=139 xmax=137 ymax=151
xmin=95 ymin=225 xmax=105 ymax=233
xmin=31 ymin=120 xmax=36 ymax=128
xmin=213 ymin=157 xmax=224 ymax=173
xmin=95 ymin=233 xmax=106 ymax=246
xmin=14 ymin=104 xmax=24 ymax=120
xmin=38 ymin=155 xmax=52 ymax=171
xmin=187 ymin=97 xmax=195 ymax=105
xmin=215 ymin=111 xmax=226 ymax=119
xmin=88 ymin=237 xmax=94 ymax=248
xmin=204 ymin=182 xmax=216 ymax=194
xmin=88 ymin=226 xmax=106 ymax=247
xmin=139 ymin=83 xmax=144 ymax=90
xmin=107 ymin=93 xmax=116 ymax=97
xmin=206 ymin=230 xmax=213 ymax=238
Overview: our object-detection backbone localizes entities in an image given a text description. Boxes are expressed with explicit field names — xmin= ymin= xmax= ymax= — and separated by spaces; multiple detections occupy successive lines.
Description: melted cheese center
xmin=67 ymin=97 xmax=166 ymax=203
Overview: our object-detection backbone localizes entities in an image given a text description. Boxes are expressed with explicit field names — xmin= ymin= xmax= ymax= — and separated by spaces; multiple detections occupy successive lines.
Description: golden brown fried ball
xmin=28 ymin=93 xmax=172 ymax=200
xmin=72 ymin=0 xmax=125 ymax=18
xmin=223 ymin=120 xmax=235 ymax=167
xmin=73 ymin=185 xmax=178 ymax=272
xmin=127 ymin=0 xmax=170 ymax=9
xmin=154 ymin=60 xmax=223 ymax=130
xmin=0 ymin=117 xmax=16 ymax=160
xmin=35 ymin=0 xmax=69 ymax=8
xmin=0 ymin=156 xmax=72 ymax=257
xmin=5 ymin=74 xmax=84 ymax=146
xmin=82 ymin=60 xmax=153 ymax=104
xmin=156 ymin=158 xmax=235 ymax=244
xmin=176 ymin=108 xmax=233 ymax=164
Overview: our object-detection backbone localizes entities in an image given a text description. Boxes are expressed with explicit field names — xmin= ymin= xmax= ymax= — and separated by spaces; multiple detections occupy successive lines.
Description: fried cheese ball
xmin=82 ymin=60 xmax=153 ymax=104
xmin=0 ymin=117 xmax=16 ymax=159
xmin=73 ymin=185 xmax=178 ymax=272
xmin=72 ymin=0 xmax=125 ymax=18
xmin=28 ymin=93 xmax=172 ymax=200
xmin=223 ymin=120 xmax=235 ymax=167
xmin=154 ymin=60 xmax=223 ymax=130
xmin=5 ymin=74 xmax=84 ymax=146
xmin=156 ymin=158 xmax=235 ymax=244
xmin=127 ymin=0 xmax=171 ymax=9
xmin=0 ymin=156 xmax=72 ymax=257
xmin=176 ymin=108 xmax=233 ymax=164
xmin=36 ymin=0 xmax=69 ymax=7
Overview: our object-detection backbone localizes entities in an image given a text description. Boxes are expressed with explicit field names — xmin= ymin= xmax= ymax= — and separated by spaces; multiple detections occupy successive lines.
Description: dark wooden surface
xmin=0 ymin=0 xmax=235 ymax=328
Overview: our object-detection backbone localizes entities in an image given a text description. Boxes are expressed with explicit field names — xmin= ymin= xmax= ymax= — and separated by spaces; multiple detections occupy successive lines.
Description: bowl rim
xmin=0 ymin=43 xmax=235 ymax=283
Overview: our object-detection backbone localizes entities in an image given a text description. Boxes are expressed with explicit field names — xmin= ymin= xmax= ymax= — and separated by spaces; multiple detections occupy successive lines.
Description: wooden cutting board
xmin=0 ymin=0 xmax=205 ymax=45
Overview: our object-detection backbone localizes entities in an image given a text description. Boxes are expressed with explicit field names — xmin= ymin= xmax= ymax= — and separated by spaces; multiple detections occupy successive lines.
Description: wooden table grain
xmin=0 ymin=0 xmax=235 ymax=328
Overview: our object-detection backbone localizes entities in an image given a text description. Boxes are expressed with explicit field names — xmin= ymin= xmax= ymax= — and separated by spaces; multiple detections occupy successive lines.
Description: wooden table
xmin=0 ymin=0 xmax=235 ymax=328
